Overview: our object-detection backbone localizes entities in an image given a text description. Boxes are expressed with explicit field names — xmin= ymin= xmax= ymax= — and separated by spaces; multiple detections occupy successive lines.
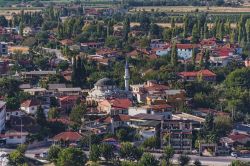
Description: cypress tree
xmin=192 ymin=48 xmax=196 ymax=66
xmin=199 ymin=52 xmax=204 ymax=68
xmin=123 ymin=17 xmax=130 ymax=42
xmin=204 ymin=49 xmax=210 ymax=69
xmin=203 ymin=23 xmax=208 ymax=39
xmin=171 ymin=42 xmax=178 ymax=66
xmin=192 ymin=24 xmax=200 ymax=43
xmin=183 ymin=15 xmax=189 ymax=38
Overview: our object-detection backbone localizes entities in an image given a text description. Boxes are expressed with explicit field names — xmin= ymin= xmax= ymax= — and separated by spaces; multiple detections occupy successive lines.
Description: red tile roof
xmin=228 ymin=133 xmax=250 ymax=141
xmin=179 ymin=69 xmax=216 ymax=77
xmin=21 ymin=99 xmax=40 ymax=108
xmin=175 ymin=44 xmax=200 ymax=49
xmin=97 ymin=114 xmax=131 ymax=123
xmin=59 ymin=96 xmax=79 ymax=103
xmin=53 ymin=131 xmax=82 ymax=142
xmin=48 ymin=118 xmax=73 ymax=125
xmin=60 ymin=39 xmax=73 ymax=46
xmin=214 ymin=47 xmax=234 ymax=57
xmin=142 ymin=104 xmax=173 ymax=111
xmin=100 ymin=98 xmax=132 ymax=110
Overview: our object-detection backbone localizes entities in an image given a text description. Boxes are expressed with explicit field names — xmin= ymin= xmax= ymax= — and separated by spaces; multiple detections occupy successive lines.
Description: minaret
xmin=124 ymin=60 xmax=130 ymax=91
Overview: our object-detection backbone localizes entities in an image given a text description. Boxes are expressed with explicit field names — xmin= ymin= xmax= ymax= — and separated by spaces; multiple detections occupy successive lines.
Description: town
xmin=0 ymin=0 xmax=250 ymax=166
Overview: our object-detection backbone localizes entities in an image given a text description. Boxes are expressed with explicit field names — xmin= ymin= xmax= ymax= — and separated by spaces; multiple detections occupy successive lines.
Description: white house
xmin=20 ymin=99 xmax=40 ymax=115
xmin=0 ymin=101 xmax=6 ymax=132
xmin=128 ymin=105 xmax=172 ymax=120
xmin=175 ymin=44 xmax=200 ymax=59
xmin=0 ymin=131 xmax=28 ymax=144
xmin=155 ymin=48 xmax=170 ymax=56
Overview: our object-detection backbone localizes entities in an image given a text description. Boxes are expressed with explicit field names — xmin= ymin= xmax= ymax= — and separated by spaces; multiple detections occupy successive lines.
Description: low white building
xmin=0 ymin=101 xmax=6 ymax=132
xmin=20 ymin=99 xmax=40 ymax=115
xmin=128 ymin=105 xmax=172 ymax=120
xmin=0 ymin=131 xmax=28 ymax=144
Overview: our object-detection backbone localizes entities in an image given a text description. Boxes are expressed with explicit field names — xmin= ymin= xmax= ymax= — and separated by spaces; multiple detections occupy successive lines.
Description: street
xmin=153 ymin=153 xmax=250 ymax=166
xmin=0 ymin=147 xmax=250 ymax=166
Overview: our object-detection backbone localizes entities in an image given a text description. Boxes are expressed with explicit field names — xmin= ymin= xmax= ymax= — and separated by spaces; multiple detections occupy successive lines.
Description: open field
xmin=131 ymin=22 xmax=237 ymax=29
xmin=130 ymin=6 xmax=250 ymax=13
xmin=0 ymin=8 xmax=42 ymax=19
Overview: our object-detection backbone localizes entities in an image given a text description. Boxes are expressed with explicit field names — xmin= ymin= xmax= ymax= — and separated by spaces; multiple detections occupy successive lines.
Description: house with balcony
xmin=175 ymin=44 xmax=200 ymax=59
xmin=178 ymin=69 xmax=216 ymax=82
xmin=161 ymin=119 xmax=192 ymax=153
xmin=0 ymin=42 xmax=8 ymax=55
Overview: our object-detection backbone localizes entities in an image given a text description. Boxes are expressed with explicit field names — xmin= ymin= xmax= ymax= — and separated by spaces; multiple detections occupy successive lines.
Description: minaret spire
xmin=124 ymin=60 xmax=130 ymax=91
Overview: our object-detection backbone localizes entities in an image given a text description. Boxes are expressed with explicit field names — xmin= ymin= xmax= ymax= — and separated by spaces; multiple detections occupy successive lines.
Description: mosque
xmin=87 ymin=61 xmax=132 ymax=103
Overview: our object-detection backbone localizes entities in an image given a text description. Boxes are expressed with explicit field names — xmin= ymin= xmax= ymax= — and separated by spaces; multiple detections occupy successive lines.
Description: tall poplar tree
xmin=171 ymin=43 xmax=178 ymax=66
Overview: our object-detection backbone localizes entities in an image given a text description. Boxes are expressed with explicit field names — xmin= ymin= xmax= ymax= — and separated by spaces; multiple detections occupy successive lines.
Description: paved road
xmin=153 ymin=153 xmax=250 ymax=166
xmin=1 ymin=147 xmax=250 ymax=166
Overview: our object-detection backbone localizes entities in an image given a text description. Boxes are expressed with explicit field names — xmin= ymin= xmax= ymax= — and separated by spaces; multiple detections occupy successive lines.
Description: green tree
xmin=119 ymin=142 xmax=143 ymax=161
xmin=57 ymin=147 xmax=87 ymax=166
xmin=8 ymin=150 xmax=26 ymax=166
xmin=214 ymin=116 xmax=232 ymax=137
xmin=139 ymin=153 xmax=159 ymax=166
xmin=36 ymin=106 xmax=47 ymax=126
xmin=105 ymin=36 xmax=119 ymax=48
xmin=139 ymin=13 xmax=151 ymax=32
xmin=193 ymin=159 xmax=202 ymax=166
xmin=100 ymin=143 xmax=115 ymax=161
xmin=69 ymin=104 xmax=86 ymax=128
xmin=178 ymin=154 xmax=190 ymax=166
xmin=225 ymin=68 xmax=250 ymax=89
xmin=162 ymin=146 xmax=174 ymax=165
xmin=89 ymin=144 xmax=101 ymax=162
xmin=48 ymin=107 xmax=60 ymax=119
xmin=47 ymin=145 xmax=61 ymax=163
xmin=204 ymin=49 xmax=210 ymax=69
xmin=142 ymin=136 xmax=159 ymax=149
xmin=0 ymin=16 xmax=8 ymax=27
xmin=71 ymin=56 xmax=86 ymax=87
xmin=171 ymin=42 xmax=178 ymax=66
xmin=57 ymin=60 xmax=69 ymax=71
xmin=192 ymin=24 xmax=200 ymax=43
xmin=8 ymin=144 xmax=27 ymax=166
xmin=192 ymin=48 xmax=196 ymax=65
xmin=123 ymin=17 xmax=130 ymax=42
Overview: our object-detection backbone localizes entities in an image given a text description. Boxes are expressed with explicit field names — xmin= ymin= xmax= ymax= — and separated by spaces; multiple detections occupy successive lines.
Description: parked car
xmin=41 ymin=152 xmax=48 ymax=158
xmin=231 ymin=152 xmax=238 ymax=158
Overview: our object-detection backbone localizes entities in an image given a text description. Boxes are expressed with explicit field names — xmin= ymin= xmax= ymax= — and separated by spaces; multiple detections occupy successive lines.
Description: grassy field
xmin=130 ymin=6 xmax=250 ymax=13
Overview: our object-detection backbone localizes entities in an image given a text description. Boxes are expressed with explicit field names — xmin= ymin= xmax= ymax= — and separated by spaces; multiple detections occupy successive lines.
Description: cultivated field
xmin=0 ymin=8 xmax=42 ymax=19
xmin=131 ymin=22 xmax=237 ymax=29
xmin=130 ymin=6 xmax=250 ymax=13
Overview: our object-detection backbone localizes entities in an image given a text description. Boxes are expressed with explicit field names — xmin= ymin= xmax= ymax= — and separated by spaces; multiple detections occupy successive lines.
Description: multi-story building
xmin=0 ymin=42 xmax=8 ymax=55
xmin=0 ymin=101 xmax=6 ymax=132
xmin=161 ymin=119 xmax=192 ymax=153
xmin=0 ymin=60 xmax=9 ymax=75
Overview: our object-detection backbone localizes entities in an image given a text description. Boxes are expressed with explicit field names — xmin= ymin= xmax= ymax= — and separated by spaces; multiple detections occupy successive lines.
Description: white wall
xmin=6 ymin=135 xmax=26 ymax=144
xmin=128 ymin=107 xmax=147 ymax=116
